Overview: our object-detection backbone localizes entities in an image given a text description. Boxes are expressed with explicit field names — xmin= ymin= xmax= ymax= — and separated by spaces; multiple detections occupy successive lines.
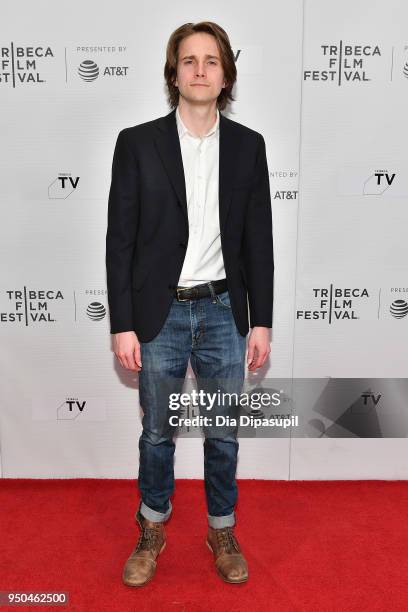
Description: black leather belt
xmin=175 ymin=279 xmax=228 ymax=301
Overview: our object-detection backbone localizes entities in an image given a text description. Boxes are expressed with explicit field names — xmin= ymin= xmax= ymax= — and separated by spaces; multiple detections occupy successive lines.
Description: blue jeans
xmin=137 ymin=285 xmax=246 ymax=528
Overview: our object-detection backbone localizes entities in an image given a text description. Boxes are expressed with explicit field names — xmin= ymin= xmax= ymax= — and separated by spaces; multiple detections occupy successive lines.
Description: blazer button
xmin=179 ymin=242 xmax=186 ymax=249
xmin=168 ymin=284 xmax=175 ymax=290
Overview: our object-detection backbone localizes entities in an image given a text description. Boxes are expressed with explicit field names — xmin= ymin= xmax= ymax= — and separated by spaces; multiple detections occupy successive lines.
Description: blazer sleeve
xmin=242 ymin=134 xmax=274 ymax=329
xmin=105 ymin=129 xmax=140 ymax=334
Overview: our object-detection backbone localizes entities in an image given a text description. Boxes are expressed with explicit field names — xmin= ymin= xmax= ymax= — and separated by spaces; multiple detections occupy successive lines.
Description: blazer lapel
xmin=154 ymin=107 xmax=240 ymax=233
xmin=218 ymin=111 xmax=240 ymax=232
xmin=154 ymin=108 xmax=188 ymax=224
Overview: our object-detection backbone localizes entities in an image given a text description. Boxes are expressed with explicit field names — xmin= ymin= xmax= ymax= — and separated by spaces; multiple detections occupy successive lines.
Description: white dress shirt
xmin=175 ymin=105 xmax=226 ymax=287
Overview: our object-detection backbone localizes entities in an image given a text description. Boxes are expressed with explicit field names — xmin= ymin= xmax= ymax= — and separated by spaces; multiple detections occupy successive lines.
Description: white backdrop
xmin=1 ymin=0 xmax=407 ymax=479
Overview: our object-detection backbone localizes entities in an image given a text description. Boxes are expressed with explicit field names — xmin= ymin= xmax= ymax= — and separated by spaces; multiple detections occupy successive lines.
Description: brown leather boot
xmin=206 ymin=525 xmax=248 ymax=583
xmin=122 ymin=510 xmax=166 ymax=587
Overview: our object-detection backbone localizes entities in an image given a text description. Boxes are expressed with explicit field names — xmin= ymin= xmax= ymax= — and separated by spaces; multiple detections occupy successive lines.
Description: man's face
xmin=174 ymin=32 xmax=226 ymax=106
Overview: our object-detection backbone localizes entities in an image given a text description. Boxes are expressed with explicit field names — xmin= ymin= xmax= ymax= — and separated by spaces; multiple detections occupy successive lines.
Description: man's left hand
xmin=247 ymin=327 xmax=271 ymax=371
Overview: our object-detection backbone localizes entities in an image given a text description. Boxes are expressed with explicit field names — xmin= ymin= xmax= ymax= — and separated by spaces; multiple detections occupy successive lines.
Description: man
xmin=106 ymin=21 xmax=274 ymax=586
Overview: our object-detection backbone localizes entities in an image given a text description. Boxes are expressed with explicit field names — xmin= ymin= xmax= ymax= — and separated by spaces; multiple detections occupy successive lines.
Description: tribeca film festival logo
xmin=0 ymin=43 xmax=129 ymax=87
xmin=0 ymin=287 xmax=107 ymax=326
xmin=304 ymin=42 xmax=382 ymax=84
xmin=48 ymin=173 xmax=80 ymax=199
xmin=1 ymin=288 xmax=64 ymax=325
xmin=0 ymin=44 xmax=54 ymax=87
xmin=74 ymin=45 xmax=129 ymax=82
xmin=297 ymin=285 xmax=370 ymax=323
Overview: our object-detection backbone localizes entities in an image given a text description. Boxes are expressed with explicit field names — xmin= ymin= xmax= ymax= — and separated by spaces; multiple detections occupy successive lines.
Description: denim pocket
xmin=215 ymin=290 xmax=232 ymax=309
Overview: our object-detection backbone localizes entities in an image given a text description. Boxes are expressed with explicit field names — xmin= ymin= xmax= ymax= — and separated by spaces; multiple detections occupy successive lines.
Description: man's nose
xmin=195 ymin=64 xmax=206 ymax=77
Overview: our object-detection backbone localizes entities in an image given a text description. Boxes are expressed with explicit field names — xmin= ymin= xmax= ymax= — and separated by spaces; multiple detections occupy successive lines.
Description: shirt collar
xmin=176 ymin=105 xmax=219 ymax=140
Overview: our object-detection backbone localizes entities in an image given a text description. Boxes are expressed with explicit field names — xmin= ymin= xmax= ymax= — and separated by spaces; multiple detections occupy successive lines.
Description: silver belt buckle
xmin=176 ymin=287 xmax=190 ymax=301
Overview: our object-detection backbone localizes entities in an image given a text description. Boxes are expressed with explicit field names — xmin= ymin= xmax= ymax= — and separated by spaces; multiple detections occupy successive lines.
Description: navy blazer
xmin=106 ymin=107 xmax=274 ymax=342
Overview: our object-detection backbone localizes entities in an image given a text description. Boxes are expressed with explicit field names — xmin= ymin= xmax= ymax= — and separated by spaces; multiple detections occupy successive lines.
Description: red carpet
xmin=1 ymin=479 xmax=408 ymax=611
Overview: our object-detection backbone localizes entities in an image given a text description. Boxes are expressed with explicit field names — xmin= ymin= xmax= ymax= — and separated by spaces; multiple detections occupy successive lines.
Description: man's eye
xmin=183 ymin=60 xmax=217 ymax=64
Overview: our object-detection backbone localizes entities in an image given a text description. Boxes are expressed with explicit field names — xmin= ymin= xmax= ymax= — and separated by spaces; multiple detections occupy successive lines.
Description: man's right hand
xmin=113 ymin=331 xmax=142 ymax=371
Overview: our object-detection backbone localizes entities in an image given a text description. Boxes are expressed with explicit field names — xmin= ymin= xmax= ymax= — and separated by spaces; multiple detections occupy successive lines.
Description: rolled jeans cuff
xmin=207 ymin=511 xmax=235 ymax=529
xmin=139 ymin=499 xmax=172 ymax=523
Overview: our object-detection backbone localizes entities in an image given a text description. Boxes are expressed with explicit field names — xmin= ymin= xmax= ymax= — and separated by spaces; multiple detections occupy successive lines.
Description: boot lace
xmin=136 ymin=521 xmax=161 ymax=552
xmin=215 ymin=527 xmax=240 ymax=554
